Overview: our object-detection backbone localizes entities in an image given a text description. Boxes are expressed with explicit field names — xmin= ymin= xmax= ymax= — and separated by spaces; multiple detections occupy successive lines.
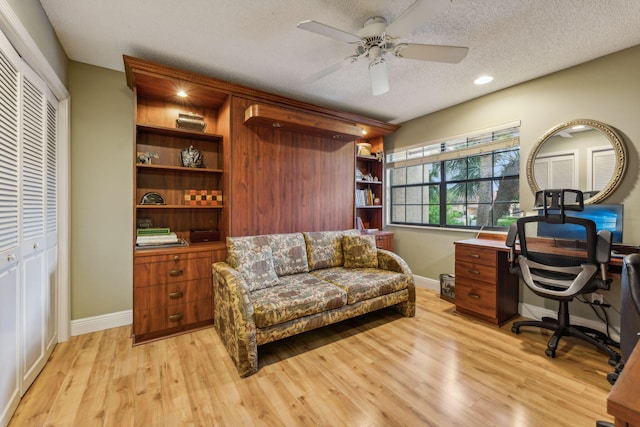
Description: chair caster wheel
xmin=608 ymin=355 xmax=621 ymax=366
xmin=511 ymin=325 xmax=520 ymax=334
xmin=545 ymin=348 xmax=556 ymax=358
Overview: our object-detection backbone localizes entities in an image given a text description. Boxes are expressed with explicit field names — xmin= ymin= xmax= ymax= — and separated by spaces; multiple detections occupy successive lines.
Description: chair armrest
xmin=212 ymin=262 xmax=258 ymax=377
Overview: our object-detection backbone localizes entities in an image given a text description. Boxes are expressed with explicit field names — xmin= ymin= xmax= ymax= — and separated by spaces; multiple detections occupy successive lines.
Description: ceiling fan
xmin=297 ymin=0 xmax=469 ymax=96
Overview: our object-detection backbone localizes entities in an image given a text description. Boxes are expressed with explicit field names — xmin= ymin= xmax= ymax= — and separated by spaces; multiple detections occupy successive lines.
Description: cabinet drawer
xmin=133 ymin=298 xmax=213 ymax=335
xmin=134 ymin=278 xmax=212 ymax=310
xmin=375 ymin=234 xmax=394 ymax=251
xmin=455 ymin=260 xmax=497 ymax=283
xmin=135 ymin=256 xmax=211 ymax=287
xmin=455 ymin=278 xmax=497 ymax=319
xmin=455 ymin=245 xmax=497 ymax=267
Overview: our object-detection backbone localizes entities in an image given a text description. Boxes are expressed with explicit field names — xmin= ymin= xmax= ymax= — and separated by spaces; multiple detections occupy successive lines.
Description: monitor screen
xmin=536 ymin=204 xmax=623 ymax=243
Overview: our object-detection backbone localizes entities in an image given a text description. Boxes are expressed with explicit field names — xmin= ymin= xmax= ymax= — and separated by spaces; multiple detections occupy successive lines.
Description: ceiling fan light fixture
xmin=369 ymin=59 xmax=389 ymax=96
xmin=474 ymin=75 xmax=494 ymax=85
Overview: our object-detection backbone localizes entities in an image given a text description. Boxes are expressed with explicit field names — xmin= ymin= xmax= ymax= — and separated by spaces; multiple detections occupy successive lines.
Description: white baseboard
xmin=70 ymin=310 xmax=132 ymax=336
xmin=414 ymin=275 xmax=440 ymax=292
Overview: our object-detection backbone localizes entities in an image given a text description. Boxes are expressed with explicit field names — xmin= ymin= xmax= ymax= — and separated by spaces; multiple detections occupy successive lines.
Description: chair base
xmin=511 ymin=300 xmax=620 ymax=366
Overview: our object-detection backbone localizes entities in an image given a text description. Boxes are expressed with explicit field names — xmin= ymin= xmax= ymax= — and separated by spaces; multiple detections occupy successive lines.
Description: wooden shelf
xmin=136 ymin=164 xmax=223 ymax=173
xmin=136 ymin=123 xmax=223 ymax=141
xmin=356 ymin=180 xmax=382 ymax=185
xmin=244 ymin=103 xmax=364 ymax=141
xmin=136 ymin=205 xmax=223 ymax=209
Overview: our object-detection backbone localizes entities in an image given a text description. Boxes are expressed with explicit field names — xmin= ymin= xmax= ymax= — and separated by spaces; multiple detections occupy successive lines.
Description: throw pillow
xmin=235 ymin=247 xmax=279 ymax=291
xmin=343 ymin=234 xmax=378 ymax=268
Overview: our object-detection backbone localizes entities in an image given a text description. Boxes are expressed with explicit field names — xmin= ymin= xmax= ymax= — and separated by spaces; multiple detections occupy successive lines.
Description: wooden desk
xmin=454 ymin=235 xmax=519 ymax=325
xmin=608 ymin=343 xmax=640 ymax=426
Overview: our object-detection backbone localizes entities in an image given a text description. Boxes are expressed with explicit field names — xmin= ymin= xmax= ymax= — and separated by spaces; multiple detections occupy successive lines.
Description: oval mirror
xmin=526 ymin=119 xmax=626 ymax=204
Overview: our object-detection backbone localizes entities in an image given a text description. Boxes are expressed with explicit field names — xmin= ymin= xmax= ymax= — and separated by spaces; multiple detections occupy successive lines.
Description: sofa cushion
xmin=234 ymin=247 xmax=279 ymax=292
xmin=303 ymin=229 xmax=361 ymax=271
xmin=343 ymin=235 xmax=378 ymax=268
xmin=312 ymin=267 xmax=408 ymax=304
xmin=251 ymin=274 xmax=347 ymax=328
xmin=227 ymin=233 xmax=309 ymax=277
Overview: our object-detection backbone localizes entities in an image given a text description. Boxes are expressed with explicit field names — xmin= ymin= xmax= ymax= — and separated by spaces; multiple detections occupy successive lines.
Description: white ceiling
xmin=39 ymin=0 xmax=640 ymax=124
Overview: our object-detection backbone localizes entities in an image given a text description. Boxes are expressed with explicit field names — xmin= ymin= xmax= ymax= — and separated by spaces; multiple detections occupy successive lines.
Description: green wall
xmin=386 ymin=45 xmax=640 ymax=324
xmin=68 ymin=61 xmax=133 ymax=319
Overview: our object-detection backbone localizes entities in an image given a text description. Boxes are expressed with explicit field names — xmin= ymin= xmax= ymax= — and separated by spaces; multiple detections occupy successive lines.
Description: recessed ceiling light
xmin=177 ymin=90 xmax=188 ymax=97
xmin=474 ymin=75 xmax=494 ymax=85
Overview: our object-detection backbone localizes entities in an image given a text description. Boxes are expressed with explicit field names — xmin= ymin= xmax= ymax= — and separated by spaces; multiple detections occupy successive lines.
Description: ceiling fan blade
xmin=385 ymin=0 xmax=451 ymax=37
xmin=395 ymin=43 xmax=468 ymax=63
xmin=369 ymin=61 xmax=389 ymax=96
xmin=302 ymin=60 xmax=347 ymax=83
xmin=297 ymin=20 xmax=361 ymax=44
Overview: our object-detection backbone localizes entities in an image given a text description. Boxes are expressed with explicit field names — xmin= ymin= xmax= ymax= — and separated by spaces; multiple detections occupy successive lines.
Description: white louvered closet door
xmin=20 ymin=64 xmax=49 ymax=393
xmin=45 ymin=99 xmax=57 ymax=356
xmin=0 ymin=34 xmax=21 ymax=427
xmin=0 ymin=27 xmax=58 ymax=424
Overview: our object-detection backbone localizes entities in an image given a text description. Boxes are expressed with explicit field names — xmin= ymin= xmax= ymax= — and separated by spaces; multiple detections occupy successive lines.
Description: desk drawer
xmin=456 ymin=245 xmax=497 ymax=267
xmin=455 ymin=260 xmax=497 ymax=283
xmin=455 ymin=278 xmax=497 ymax=319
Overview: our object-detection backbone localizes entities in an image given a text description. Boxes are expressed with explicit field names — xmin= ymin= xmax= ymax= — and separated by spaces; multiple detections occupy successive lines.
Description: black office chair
xmin=606 ymin=253 xmax=640 ymax=383
xmin=506 ymin=189 xmax=620 ymax=365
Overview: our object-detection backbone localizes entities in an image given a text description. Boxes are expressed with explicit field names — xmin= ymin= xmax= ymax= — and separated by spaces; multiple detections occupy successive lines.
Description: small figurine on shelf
xmin=180 ymin=145 xmax=203 ymax=168
xmin=376 ymin=150 xmax=384 ymax=162
xmin=136 ymin=151 xmax=159 ymax=164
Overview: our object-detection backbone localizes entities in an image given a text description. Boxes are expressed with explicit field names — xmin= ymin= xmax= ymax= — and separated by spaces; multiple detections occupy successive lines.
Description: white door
xmin=19 ymin=68 xmax=48 ymax=392
xmin=0 ymin=40 xmax=21 ymax=427
xmin=45 ymin=100 xmax=58 ymax=354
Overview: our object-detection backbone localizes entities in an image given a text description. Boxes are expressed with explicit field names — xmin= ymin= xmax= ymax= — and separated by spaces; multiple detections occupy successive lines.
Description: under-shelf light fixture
xmin=474 ymin=75 xmax=494 ymax=85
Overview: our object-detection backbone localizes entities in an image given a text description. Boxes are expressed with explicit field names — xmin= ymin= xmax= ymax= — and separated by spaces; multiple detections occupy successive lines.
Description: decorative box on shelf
xmin=184 ymin=190 xmax=223 ymax=206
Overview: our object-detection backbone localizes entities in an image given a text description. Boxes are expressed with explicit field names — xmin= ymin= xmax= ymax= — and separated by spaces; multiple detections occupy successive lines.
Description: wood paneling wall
xmin=230 ymin=97 xmax=355 ymax=236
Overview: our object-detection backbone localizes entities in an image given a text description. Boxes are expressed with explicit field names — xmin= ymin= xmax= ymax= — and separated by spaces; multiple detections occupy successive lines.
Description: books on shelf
xmin=136 ymin=228 xmax=188 ymax=249
xmin=355 ymin=188 xmax=376 ymax=207
xmin=136 ymin=227 xmax=171 ymax=236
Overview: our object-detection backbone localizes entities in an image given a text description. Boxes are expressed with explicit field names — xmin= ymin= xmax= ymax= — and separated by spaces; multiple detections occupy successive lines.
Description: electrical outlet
xmin=589 ymin=292 xmax=604 ymax=304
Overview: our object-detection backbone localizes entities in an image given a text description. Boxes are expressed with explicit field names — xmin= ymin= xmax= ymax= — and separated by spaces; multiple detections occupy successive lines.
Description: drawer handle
xmin=169 ymin=291 xmax=184 ymax=299
xmin=169 ymin=313 xmax=184 ymax=322
xmin=468 ymin=293 xmax=480 ymax=299
xmin=169 ymin=269 xmax=184 ymax=277
xmin=467 ymin=253 xmax=480 ymax=258
xmin=467 ymin=269 xmax=480 ymax=275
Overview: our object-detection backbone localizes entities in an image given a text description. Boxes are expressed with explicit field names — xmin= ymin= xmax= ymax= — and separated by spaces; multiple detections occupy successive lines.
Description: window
xmin=387 ymin=123 xmax=520 ymax=230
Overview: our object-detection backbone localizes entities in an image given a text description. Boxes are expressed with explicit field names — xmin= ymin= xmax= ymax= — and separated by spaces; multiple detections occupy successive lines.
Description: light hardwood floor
xmin=10 ymin=288 xmax=615 ymax=426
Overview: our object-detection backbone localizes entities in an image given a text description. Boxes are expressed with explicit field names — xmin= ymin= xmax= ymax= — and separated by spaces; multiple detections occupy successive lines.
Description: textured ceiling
xmin=39 ymin=0 xmax=640 ymax=123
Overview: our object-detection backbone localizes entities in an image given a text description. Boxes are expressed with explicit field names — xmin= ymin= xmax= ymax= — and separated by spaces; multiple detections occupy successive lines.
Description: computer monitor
xmin=536 ymin=203 xmax=623 ymax=244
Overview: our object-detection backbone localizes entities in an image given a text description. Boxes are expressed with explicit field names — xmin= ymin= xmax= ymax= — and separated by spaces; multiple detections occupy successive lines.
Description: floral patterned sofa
xmin=212 ymin=229 xmax=416 ymax=377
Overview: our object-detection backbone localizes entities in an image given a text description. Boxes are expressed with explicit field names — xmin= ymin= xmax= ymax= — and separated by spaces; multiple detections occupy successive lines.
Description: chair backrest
xmin=620 ymin=253 xmax=640 ymax=360
xmin=506 ymin=189 xmax=612 ymax=299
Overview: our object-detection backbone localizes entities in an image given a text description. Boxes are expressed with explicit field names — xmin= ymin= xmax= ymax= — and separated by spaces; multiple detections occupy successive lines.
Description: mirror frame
xmin=526 ymin=119 xmax=627 ymax=204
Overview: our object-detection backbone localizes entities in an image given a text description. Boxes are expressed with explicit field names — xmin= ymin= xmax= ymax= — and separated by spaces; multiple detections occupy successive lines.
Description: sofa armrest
xmin=376 ymin=249 xmax=416 ymax=317
xmin=212 ymin=262 xmax=259 ymax=377
xmin=377 ymin=250 xmax=413 ymax=280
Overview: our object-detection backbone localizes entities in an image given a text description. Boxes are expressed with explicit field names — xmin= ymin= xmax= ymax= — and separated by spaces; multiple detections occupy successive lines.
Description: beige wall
xmin=386 ymin=45 xmax=640 ymax=324
xmin=6 ymin=0 xmax=67 ymax=84
xmin=68 ymin=61 xmax=133 ymax=319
